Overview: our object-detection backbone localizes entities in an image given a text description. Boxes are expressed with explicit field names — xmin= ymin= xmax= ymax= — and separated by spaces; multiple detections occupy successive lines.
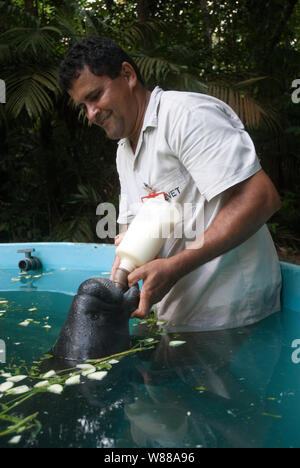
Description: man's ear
xmin=121 ymin=61 xmax=138 ymax=88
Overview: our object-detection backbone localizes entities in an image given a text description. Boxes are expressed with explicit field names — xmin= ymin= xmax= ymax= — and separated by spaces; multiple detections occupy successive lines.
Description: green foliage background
xmin=0 ymin=0 xmax=300 ymax=250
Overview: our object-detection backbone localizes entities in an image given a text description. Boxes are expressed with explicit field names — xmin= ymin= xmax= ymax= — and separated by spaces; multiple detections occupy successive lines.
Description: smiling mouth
xmin=96 ymin=111 xmax=112 ymax=127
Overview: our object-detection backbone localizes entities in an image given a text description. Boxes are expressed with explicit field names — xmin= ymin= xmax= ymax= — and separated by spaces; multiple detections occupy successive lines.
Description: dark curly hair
xmin=58 ymin=36 xmax=144 ymax=92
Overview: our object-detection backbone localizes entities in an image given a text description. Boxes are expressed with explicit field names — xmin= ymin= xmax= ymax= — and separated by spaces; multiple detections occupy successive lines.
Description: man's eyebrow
xmin=83 ymin=88 xmax=101 ymax=102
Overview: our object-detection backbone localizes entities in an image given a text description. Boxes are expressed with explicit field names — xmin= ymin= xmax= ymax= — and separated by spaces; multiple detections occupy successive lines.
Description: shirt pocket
xmin=151 ymin=167 xmax=189 ymax=202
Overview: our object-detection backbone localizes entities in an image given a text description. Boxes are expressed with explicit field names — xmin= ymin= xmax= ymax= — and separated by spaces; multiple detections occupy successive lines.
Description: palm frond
xmin=134 ymin=54 xmax=179 ymax=82
xmin=233 ymin=76 xmax=269 ymax=88
xmin=54 ymin=10 xmax=86 ymax=41
xmin=123 ymin=20 xmax=170 ymax=49
xmin=175 ymin=72 xmax=208 ymax=93
xmin=0 ymin=1 xmax=39 ymax=28
xmin=69 ymin=184 xmax=101 ymax=205
xmin=132 ymin=52 xmax=207 ymax=93
xmin=5 ymin=66 xmax=60 ymax=119
xmin=208 ymin=84 xmax=280 ymax=131
xmin=53 ymin=2 xmax=113 ymax=43
xmin=0 ymin=26 xmax=62 ymax=56
xmin=0 ymin=44 xmax=11 ymax=63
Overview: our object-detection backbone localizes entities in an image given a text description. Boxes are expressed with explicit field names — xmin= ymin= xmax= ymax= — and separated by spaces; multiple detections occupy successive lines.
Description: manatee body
xmin=51 ymin=277 xmax=139 ymax=362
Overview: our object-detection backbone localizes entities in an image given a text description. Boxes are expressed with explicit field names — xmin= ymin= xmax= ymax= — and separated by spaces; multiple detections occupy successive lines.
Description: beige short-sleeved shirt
xmin=116 ymin=87 xmax=282 ymax=331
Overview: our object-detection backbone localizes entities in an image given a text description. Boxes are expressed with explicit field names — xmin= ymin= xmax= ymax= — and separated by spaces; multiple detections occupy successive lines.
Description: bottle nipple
xmin=113 ymin=267 xmax=130 ymax=292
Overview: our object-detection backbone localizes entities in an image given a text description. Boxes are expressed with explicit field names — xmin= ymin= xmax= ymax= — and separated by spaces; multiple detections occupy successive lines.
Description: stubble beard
xmin=96 ymin=113 xmax=126 ymax=141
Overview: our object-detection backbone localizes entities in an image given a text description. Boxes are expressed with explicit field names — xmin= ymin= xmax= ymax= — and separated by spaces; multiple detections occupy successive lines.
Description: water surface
xmin=0 ymin=269 xmax=300 ymax=448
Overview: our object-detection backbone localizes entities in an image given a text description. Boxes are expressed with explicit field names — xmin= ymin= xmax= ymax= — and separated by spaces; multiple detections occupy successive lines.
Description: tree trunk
xmin=105 ymin=0 xmax=114 ymax=12
xmin=24 ymin=0 xmax=38 ymax=18
xmin=39 ymin=119 xmax=61 ymax=233
xmin=137 ymin=0 xmax=150 ymax=23
xmin=200 ymin=0 xmax=212 ymax=52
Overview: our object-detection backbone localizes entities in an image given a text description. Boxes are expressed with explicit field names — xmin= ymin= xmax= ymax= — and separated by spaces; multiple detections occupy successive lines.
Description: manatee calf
xmin=51 ymin=277 xmax=139 ymax=362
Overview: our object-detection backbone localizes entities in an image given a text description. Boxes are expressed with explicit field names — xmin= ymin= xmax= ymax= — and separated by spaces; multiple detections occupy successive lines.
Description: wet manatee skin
xmin=51 ymin=277 xmax=139 ymax=362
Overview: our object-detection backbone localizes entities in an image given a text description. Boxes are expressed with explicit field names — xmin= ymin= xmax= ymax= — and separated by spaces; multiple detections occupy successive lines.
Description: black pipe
xmin=17 ymin=248 xmax=42 ymax=272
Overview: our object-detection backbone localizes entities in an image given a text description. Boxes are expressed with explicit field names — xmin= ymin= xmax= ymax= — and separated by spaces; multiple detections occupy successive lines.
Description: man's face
xmin=68 ymin=64 xmax=137 ymax=140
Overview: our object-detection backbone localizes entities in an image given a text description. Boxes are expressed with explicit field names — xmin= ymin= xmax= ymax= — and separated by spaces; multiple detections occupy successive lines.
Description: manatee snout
xmin=51 ymin=277 xmax=139 ymax=362
xmin=78 ymin=277 xmax=139 ymax=317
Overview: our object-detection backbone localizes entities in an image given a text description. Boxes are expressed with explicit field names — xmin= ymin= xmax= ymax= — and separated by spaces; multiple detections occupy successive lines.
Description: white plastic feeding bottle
xmin=113 ymin=191 xmax=181 ymax=291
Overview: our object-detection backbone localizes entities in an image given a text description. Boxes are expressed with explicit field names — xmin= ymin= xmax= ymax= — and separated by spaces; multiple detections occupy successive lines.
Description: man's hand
xmin=114 ymin=231 xmax=126 ymax=246
xmin=110 ymin=225 xmax=128 ymax=281
xmin=110 ymin=255 xmax=120 ymax=281
xmin=127 ymin=258 xmax=178 ymax=318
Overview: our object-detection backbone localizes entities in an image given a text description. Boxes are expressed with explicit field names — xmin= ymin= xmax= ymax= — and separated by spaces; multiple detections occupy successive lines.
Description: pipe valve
xmin=17 ymin=248 xmax=42 ymax=272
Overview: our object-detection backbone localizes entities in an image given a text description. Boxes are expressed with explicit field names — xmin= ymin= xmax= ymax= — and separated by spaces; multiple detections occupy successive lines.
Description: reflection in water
xmin=125 ymin=314 xmax=284 ymax=448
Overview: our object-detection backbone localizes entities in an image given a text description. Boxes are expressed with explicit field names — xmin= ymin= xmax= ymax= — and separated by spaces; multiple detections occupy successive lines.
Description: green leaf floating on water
xmin=169 ymin=340 xmax=186 ymax=347
xmin=261 ymin=412 xmax=282 ymax=419
xmin=0 ymin=338 xmax=159 ymax=441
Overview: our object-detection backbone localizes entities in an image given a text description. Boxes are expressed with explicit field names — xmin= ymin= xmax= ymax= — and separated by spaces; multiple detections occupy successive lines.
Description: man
xmin=58 ymin=36 xmax=282 ymax=332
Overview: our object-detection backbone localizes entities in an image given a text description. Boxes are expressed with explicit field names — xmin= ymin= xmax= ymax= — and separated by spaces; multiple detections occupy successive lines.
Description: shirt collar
xmin=118 ymin=86 xmax=163 ymax=146
xmin=142 ymin=85 xmax=163 ymax=130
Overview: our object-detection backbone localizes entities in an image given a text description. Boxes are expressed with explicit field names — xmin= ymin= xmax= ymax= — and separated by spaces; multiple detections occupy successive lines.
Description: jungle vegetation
xmin=0 ymin=0 xmax=300 ymax=257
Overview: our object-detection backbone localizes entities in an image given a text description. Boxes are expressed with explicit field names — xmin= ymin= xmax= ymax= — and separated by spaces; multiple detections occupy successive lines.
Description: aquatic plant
xmin=0 ymin=331 xmax=160 ymax=443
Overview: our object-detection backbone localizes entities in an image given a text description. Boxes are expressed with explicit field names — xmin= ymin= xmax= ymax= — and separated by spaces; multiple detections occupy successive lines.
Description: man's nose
xmin=86 ymin=103 xmax=99 ymax=122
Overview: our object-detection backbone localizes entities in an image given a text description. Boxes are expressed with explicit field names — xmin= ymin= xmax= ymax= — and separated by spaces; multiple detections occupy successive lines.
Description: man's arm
xmin=127 ymin=169 xmax=281 ymax=318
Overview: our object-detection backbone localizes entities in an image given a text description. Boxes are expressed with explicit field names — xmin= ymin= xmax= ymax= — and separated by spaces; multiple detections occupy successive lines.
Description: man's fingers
xmin=130 ymin=292 xmax=151 ymax=318
xmin=128 ymin=268 xmax=145 ymax=288
xmin=110 ymin=256 xmax=120 ymax=281
xmin=114 ymin=232 xmax=125 ymax=246
xmin=131 ymin=309 xmax=149 ymax=318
